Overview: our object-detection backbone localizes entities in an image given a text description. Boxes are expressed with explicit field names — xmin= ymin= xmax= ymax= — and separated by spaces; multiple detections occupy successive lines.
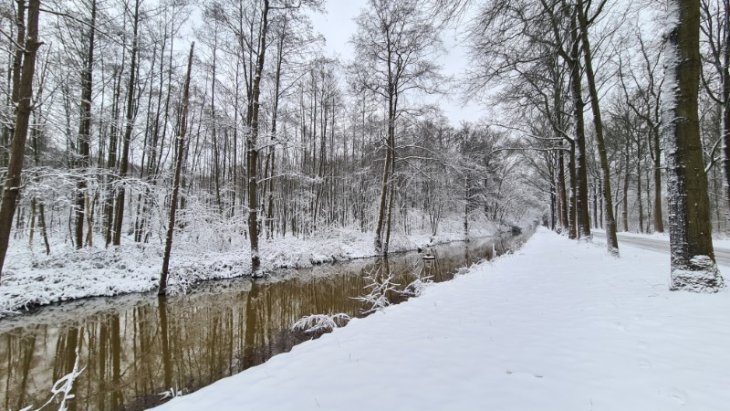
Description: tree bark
xmin=665 ymin=0 xmax=724 ymax=291
xmin=569 ymin=11 xmax=591 ymax=239
xmin=653 ymin=125 xmax=664 ymax=232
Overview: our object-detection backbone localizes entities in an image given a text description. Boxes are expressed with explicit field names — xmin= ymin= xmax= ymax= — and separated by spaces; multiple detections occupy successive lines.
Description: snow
xmin=593 ymin=228 xmax=730 ymax=250
xmin=0 ymin=221 xmax=500 ymax=318
xmin=152 ymin=228 xmax=730 ymax=411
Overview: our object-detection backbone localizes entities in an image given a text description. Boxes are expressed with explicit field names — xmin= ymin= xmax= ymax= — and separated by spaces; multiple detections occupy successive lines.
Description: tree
xmin=112 ymin=0 xmax=141 ymax=246
xmin=0 ymin=0 xmax=42 ymax=278
xmin=159 ymin=42 xmax=194 ymax=296
xmin=617 ymin=35 xmax=665 ymax=233
xmin=575 ymin=0 xmax=619 ymax=254
xmin=664 ymin=0 xmax=724 ymax=291
xmin=246 ymin=0 xmax=271 ymax=274
xmin=351 ymin=0 xmax=442 ymax=255
xmin=74 ymin=0 xmax=98 ymax=249
xmin=466 ymin=0 xmax=591 ymax=240
xmin=700 ymin=0 xmax=730 ymax=233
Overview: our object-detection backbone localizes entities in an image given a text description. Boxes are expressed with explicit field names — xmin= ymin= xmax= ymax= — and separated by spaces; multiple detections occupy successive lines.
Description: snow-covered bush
xmin=355 ymin=267 xmax=401 ymax=314
xmin=292 ymin=313 xmax=351 ymax=334
xmin=159 ymin=387 xmax=185 ymax=400
xmin=402 ymin=276 xmax=433 ymax=297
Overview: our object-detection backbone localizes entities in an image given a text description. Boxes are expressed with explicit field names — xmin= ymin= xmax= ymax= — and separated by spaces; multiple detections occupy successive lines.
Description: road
xmin=593 ymin=231 xmax=730 ymax=266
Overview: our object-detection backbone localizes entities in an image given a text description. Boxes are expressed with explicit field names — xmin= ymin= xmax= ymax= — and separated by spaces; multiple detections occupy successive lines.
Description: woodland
xmin=0 ymin=0 xmax=727 ymax=294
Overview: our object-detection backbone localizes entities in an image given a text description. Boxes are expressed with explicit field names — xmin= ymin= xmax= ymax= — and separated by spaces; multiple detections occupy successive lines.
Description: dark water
xmin=0 ymin=232 xmax=530 ymax=411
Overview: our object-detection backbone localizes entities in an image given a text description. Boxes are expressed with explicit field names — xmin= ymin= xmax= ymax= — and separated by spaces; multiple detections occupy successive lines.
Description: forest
xmin=3 ymin=1 xmax=730 ymax=410
xmin=0 ymin=0 xmax=726 ymax=298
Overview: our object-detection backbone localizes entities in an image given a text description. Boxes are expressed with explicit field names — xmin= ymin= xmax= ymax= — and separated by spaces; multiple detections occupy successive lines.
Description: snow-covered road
xmin=593 ymin=231 xmax=730 ymax=265
xmin=152 ymin=228 xmax=730 ymax=411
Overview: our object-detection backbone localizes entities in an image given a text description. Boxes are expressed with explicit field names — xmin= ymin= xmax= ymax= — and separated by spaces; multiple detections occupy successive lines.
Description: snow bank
xmin=0 ymin=222 xmax=500 ymax=318
xmin=153 ymin=228 xmax=730 ymax=411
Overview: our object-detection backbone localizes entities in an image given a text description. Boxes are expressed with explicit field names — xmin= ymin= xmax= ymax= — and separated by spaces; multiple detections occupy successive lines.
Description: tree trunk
xmin=0 ymin=0 xmax=41 ymax=278
xmin=623 ymin=144 xmax=630 ymax=232
xmin=375 ymin=78 xmax=397 ymax=254
xmin=1 ymin=0 xmax=25 ymax=168
xmin=722 ymin=1 xmax=730 ymax=234
xmin=653 ymin=126 xmax=664 ymax=232
xmin=247 ymin=0 xmax=271 ymax=275
xmin=664 ymin=0 xmax=724 ymax=291
xmin=568 ymin=140 xmax=577 ymax=239
xmin=576 ymin=0 xmax=619 ymax=254
xmin=558 ymin=144 xmax=569 ymax=231
xmin=637 ymin=143 xmax=644 ymax=233
xmin=112 ymin=0 xmax=140 ymax=246
xmin=159 ymin=43 xmax=194 ymax=296
xmin=569 ymin=12 xmax=591 ymax=239
xmin=75 ymin=0 xmax=97 ymax=249
xmin=104 ymin=66 xmax=123 ymax=247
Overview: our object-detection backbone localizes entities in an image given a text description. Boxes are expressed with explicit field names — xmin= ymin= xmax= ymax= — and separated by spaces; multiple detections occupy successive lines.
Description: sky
xmin=309 ymin=1 xmax=487 ymax=127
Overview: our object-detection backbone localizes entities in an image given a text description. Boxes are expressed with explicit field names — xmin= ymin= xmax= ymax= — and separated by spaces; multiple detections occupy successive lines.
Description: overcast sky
xmin=309 ymin=1 xmax=487 ymax=127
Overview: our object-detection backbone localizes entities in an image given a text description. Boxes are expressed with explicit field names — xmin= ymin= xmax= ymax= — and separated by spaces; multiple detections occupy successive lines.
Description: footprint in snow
xmin=669 ymin=388 xmax=688 ymax=405
xmin=505 ymin=370 xmax=544 ymax=379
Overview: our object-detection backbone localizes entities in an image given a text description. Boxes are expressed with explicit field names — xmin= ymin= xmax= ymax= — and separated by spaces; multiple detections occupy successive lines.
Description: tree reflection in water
xmin=0 ymin=233 xmax=528 ymax=410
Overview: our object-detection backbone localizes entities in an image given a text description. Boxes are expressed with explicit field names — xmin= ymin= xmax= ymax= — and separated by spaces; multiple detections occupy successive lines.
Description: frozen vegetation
xmin=154 ymin=228 xmax=730 ymax=410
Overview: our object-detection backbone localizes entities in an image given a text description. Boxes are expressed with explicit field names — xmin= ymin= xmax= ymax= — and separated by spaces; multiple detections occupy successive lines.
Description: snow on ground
xmin=0 ymin=222 xmax=500 ymax=318
xmin=154 ymin=228 xmax=730 ymax=411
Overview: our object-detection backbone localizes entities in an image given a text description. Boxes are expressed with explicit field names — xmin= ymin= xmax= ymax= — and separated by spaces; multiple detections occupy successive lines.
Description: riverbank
xmin=0 ymin=222 xmax=502 ymax=318
xmin=155 ymin=228 xmax=730 ymax=411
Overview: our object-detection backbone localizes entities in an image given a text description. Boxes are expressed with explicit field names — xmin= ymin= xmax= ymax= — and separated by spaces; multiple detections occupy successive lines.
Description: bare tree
xmin=74 ymin=0 xmax=97 ymax=249
xmin=159 ymin=42 xmax=194 ymax=296
xmin=351 ymin=0 xmax=443 ymax=255
xmin=0 ymin=0 xmax=42 ymax=278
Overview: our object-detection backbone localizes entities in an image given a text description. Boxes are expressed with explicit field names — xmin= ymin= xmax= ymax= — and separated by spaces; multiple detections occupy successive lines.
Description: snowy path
xmin=153 ymin=228 xmax=730 ymax=411
xmin=594 ymin=231 xmax=730 ymax=265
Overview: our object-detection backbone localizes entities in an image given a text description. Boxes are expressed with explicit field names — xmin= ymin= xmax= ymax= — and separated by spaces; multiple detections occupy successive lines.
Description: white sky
xmin=309 ymin=1 xmax=487 ymax=127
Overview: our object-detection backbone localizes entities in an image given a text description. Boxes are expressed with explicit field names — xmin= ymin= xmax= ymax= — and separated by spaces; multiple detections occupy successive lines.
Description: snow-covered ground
xmin=0 ymin=222 xmax=500 ymax=318
xmin=154 ymin=228 xmax=730 ymax=411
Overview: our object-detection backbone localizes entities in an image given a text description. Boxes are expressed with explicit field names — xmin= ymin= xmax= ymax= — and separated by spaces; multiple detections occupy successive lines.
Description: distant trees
xmin=0 ymin=0 xmax=535 ymax=286
xmin=463 ymin=0 xmax=726 ymax=290
xmin=700 ymin=0 xmax=730 ymax=234
xmin=19 ymin=0 xmax=730 ymax=292
xmin=467 ymin=0 xmax=611 ymax=245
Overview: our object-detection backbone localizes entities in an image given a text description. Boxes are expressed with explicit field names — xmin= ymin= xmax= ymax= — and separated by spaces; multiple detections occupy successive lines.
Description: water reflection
xmin=0 ymin=232 xmax=529 ymax=410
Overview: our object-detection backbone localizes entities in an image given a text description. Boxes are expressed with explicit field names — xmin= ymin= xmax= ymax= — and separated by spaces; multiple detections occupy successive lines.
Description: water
xmin=0 ymin=232 xmax=530 ymax=410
